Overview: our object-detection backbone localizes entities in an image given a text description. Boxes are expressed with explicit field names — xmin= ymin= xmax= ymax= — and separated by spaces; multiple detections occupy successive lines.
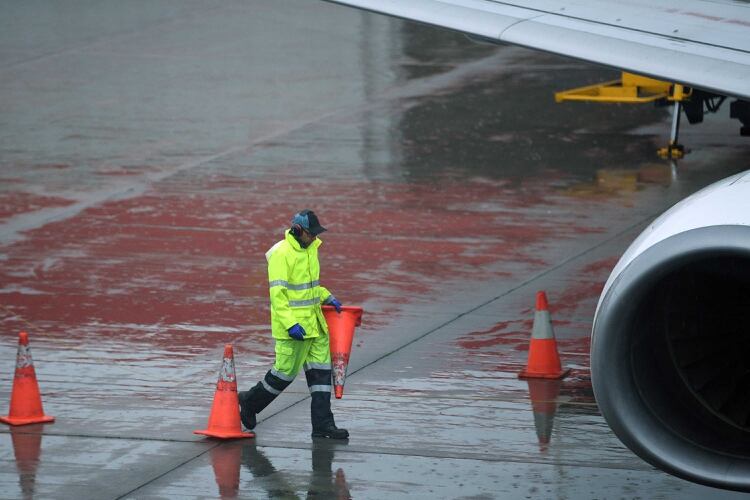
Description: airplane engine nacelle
xmin=592 ymin=169 xmax=750 ymax=492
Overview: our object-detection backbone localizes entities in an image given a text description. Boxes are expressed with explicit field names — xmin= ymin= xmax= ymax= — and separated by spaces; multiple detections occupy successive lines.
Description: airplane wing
xmin=323 ymin=0 xmax=750 ymax=100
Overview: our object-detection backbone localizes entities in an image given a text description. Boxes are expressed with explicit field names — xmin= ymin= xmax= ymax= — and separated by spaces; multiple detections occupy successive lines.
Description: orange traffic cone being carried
xmin=518 ymin=291 xmax=570 ymax=379
xmin=322 ymin=306 xmax=363 ymax=399
xmin=0 ymin=332 xmax=55 ymax=426
xmin=194 ymin=344 xmax=254 ymax=439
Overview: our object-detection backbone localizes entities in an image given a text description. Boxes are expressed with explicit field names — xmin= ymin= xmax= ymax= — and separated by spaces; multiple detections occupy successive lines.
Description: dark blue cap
xmin=291 ymin=209 xmax=327 ymax=235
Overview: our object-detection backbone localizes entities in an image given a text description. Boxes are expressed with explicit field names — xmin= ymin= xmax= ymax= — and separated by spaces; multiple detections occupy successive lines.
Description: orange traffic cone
xmin=0 ymin=332 xmax=55 ymax=426
xmin=194 ymin=345 xmax=254 ymax=439
xmin=322 ymin=306 xmax=363 ymax=399
xmin=518 ymin=292 xmax=570 ymax=379
xmin=209 ymin=441 xmax=243 ymax=498
xmin=525 ymin=378 xmax=562 ymax=450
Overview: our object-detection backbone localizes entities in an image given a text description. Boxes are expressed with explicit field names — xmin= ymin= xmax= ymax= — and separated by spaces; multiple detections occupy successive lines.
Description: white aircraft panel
xmin=502 ymin=20 xmax=750 ymax=98
xmin=598 ymin=169 xmax=750 ymax=310
xmin=521 ymin=10 xmax=750 ymax=65
xmin=510 ymin=0 xmax=750 ymax=51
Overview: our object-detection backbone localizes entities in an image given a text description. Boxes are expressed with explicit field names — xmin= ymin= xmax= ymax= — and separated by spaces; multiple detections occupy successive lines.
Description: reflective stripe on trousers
xmin=305 ymin=365 xmax=332 ymax=394
xmin=261 ymin=369 xmax=294 ymax=396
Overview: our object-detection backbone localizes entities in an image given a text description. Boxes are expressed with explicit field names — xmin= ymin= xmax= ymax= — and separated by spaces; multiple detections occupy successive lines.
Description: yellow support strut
xmin=555 ymin=72 xmax=692 ymax=159
xmin=555 ymin=73 xmax=672 ymax=103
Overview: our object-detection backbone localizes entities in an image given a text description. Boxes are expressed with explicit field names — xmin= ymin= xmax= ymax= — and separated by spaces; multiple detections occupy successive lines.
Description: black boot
xmin=238 ymin=385 xmax=262 ymax=430
xmin=239 ymin=370 xmax=292 ymax=430
xmin=310 ymin=391 xmax=349 ymax=439
xmin=312 ymin=424 xmax=349 ymax=439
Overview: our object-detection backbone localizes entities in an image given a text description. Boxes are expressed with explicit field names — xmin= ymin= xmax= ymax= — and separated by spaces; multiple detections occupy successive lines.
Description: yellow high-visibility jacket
xmin=266 ymin=230 xmax=332 ymax=340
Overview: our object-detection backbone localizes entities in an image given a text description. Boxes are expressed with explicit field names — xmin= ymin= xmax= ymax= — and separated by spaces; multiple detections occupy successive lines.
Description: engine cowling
xmin=592 ymin=169 xmax=750 ymax=491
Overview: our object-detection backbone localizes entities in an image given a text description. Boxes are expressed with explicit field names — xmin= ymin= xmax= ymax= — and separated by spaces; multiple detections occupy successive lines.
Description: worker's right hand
xmin=288 ymin=323 xmax=306 ymax=341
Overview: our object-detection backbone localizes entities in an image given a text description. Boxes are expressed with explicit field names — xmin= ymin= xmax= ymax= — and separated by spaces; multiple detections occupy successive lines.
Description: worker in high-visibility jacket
xmin=239 ymin=209 xmax=348 ymax=439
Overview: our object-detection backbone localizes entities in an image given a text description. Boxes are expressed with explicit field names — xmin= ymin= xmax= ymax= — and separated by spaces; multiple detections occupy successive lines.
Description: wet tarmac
xmin=1 ymin=1 xmax=749 ymax=498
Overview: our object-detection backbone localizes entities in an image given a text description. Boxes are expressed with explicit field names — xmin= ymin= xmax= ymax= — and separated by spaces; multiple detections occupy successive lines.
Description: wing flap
xmin=503 ymin=19 xmax=750 ymax=99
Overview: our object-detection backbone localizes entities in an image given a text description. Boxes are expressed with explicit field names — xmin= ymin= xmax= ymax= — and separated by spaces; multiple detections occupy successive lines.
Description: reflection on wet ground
xmin=6 ymin=425 xmax=44 ymax=500
xmin=1 ymin=1 xmax=749 ymax=498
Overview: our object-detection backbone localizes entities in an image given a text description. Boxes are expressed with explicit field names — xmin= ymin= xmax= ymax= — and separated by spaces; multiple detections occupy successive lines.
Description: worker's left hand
xmin=329 ymin=297 xmax=342 ymax=313
xmin=288 ymin=323 xmax=306 ymax=341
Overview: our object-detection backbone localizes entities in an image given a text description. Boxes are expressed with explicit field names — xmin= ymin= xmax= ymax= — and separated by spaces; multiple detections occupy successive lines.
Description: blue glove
xmin=329 ymin=297 xmax=342 ymax=313
xmin=288 ymin=323 xmax=306 ymax=341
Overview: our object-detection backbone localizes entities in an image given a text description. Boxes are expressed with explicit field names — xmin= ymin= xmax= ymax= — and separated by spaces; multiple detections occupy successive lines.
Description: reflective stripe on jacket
xmin=266 ymin=230 xmax=332 ymax=340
